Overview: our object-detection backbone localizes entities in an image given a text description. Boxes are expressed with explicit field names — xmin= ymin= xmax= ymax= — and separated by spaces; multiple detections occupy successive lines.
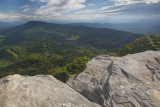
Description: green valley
xmin=1 ymin=21 xmax=158 ymax=82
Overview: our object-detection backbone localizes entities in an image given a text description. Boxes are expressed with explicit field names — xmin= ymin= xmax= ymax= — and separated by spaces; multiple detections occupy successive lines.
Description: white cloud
xmin=34 ymin=0 xmax=86 ymax=16
xmin=100 ymin=6 xmax=115 ymax=10
xmin=0 ymin=13 xmax=9 ymax=19
xmin=104 ymin=8 xmax=126 ymax=13
xmin=0 ymin=13 xmax=30 ymax=21
xmin=144 ymin=0 xmax=160 ymax=4
xmin=88 ymin=3 xmax=95 ymax=6
xmin=110 ymin=0 xmax=160 ymax=6
xmin=75 ymin=9 xmax=97 ymax=14
xmin=20 ymin=5 xmax=30 ymax=13
xmin=110 ymin=0 xmax=141 ymax=6
xmin=23 ymin=8 xmax=30 ymax=12
xmin=20 ymin=5 xmax=29 ymax=8
xmin=1 ymin=0 xmax=160 ymax=22
xmin=75 ymin=7 xmax=125 ymax=15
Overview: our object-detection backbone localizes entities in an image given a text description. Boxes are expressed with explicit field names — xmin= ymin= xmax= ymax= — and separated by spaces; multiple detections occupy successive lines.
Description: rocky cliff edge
xmin=67 ymin=51 xmax=160 ymax=107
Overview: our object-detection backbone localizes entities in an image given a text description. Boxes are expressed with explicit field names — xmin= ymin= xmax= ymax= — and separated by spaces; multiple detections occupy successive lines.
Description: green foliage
xmin=0 ymin=41 xmax=94 ymax=82
xmin=66 ymin=56 xmax=90 ymax=74
xmin=6 ymin=58 xmax=48 ymax=75
xmin=48 ymin=56 xmax=90 ymax=82
xmin=10 ymin=46 xmax=27 ymax=56
xmin=0 ymin=35 xmax=6 ymax=46
xmin=0 ymin=48 xmax=16 ymax=61
xmin=50 ymin=67 xmax=69 ymax=82
xmin=67 ymin=35 xmax=79 ymax=40
xmin=0 ymin=60 xmax=12 ymax=68
xmin=1 ymin=21 xmax=155 ymax=83
xmin=6 ymin=49 xmax=18 ymax=59
xmin=106 ymin=52 xmax=118 ymax=57
xmin=117 ymin=34 xmax=160 ymax=56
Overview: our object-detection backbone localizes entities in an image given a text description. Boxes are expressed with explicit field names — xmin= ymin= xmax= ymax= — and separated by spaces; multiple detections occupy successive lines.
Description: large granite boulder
xmin=67 ymin=51 xmax=160 ymax=107
xmin=0 ymin=75 xmax=100 ymax=107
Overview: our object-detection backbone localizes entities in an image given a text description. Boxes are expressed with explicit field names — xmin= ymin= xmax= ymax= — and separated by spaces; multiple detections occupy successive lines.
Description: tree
xmin=51 ymin=67 xmax=69 ymax=82
xmin=66 ymin=56 xmax=90 ymax=74
xmin=117 ymin=34 xmax=160 ymax=56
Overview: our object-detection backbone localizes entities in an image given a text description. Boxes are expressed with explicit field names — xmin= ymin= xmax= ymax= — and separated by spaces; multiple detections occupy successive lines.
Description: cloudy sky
xmin=0 ymin=0 xmax=160 ymax=23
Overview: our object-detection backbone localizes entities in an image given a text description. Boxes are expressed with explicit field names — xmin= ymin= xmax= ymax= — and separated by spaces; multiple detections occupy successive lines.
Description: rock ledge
xmin=67 ymin=51 xmax=160 ymax=107
xmin=0 ymin=75 xmax=100 ymax=107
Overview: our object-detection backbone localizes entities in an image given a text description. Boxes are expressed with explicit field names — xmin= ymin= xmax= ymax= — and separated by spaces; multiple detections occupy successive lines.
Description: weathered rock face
xmin=0 ymin=75 xmax=100 ymax=107
xmin=67 ymin=51 xmax=160 ymax=107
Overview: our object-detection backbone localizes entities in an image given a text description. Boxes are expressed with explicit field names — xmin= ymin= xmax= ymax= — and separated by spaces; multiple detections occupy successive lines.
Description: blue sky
xmin=0 ymin=0 xmax=160 ymax=23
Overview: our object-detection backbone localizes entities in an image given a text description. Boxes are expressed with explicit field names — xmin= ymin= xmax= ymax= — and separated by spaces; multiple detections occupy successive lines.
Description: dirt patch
xmin=152 ymin=90 xmax=160 ymax=103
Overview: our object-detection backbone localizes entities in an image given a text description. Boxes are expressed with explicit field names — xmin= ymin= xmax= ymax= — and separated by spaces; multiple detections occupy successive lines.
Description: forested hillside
xmin=0 ymin=21 xmax=145 ymax=82
xmin=108 ymin=34 xmax=160 ymax=56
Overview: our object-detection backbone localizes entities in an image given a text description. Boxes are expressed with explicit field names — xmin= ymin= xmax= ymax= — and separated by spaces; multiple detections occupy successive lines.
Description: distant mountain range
xmin=66 ymin=22 xmax=160 ymax=35
xmin=0 ymin=21 xmax=142 ymax=50
xmin=0 ymin=21 xmax=25 ymax=29
xmin=0 ymin=21 xmax=159 ymax=35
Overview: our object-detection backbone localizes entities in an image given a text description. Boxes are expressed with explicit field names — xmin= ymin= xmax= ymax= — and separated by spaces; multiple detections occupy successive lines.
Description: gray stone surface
xmin=0 ymin=75 xmax=100 ymax=107
xmin=67 ymin=51 xmax=160 ymax=107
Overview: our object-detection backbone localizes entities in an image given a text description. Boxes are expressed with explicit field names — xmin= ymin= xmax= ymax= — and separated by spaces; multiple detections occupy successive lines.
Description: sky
xmin=0 ymin=0 xmax=160 ymax=23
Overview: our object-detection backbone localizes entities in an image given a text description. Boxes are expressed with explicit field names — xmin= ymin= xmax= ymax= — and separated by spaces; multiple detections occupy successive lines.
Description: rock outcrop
xmin=1 ymin=51 xmax=160 ymax=107
xmin=0 ymin=75 xmax=100 ymax=107
xmin=67 ymin=51 xmax=160 ymax=107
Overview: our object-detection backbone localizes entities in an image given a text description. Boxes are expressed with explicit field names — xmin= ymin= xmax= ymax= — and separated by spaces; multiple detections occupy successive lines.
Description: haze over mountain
xmin=0 ymin=21 xmax=159 ymax=35
xmin=0 ymin=21 xmax=25 ymax=29
xmin=67 ymin=22 xmax=160 ymax=35
xmin=1 ymin=21 xmax=142 ymax=49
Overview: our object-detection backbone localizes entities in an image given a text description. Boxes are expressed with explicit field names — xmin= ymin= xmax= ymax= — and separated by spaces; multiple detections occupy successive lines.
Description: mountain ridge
xmin=1 ymin=21 xmax=142 ymax=50
xmin=0 ymin=21 xmax=24 ymax=29
xmin=66 ymin=22 xmax=160 ymax=35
